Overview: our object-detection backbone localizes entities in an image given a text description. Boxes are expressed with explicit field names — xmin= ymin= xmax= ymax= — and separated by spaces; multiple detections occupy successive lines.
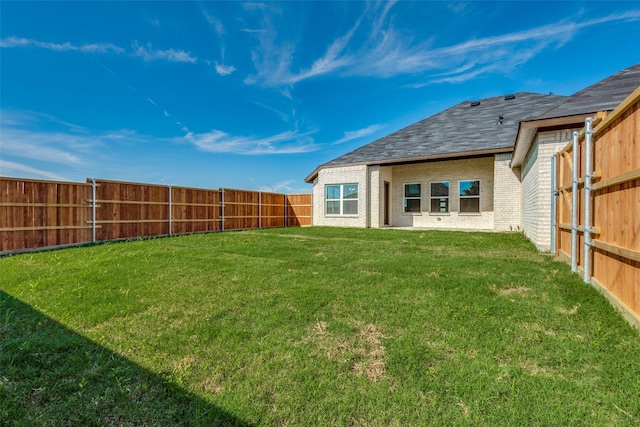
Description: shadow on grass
xmin=0 ymin=291 xmax=249 ymax=426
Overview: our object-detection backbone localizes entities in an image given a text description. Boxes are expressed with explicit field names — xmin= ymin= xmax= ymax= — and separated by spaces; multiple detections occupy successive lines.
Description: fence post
xmin=91 ymin=178 xmax=97 ymax=243
xmin=259 ymin=191 xmax=262 ymax=229
xmin=221 ymin=188 xmax=225 ymax=232
xmin=583 ymin=117 xmax=594 ymax=284
xmin=571 ymin=131 xmax=579 ymax=273
xmin=551 ymin=154 xmax=557 ymax=254
xmin=168 ymin=185 xmax=172 ymax=236
xmin=284 ymin=194 xmax=288 ymax=227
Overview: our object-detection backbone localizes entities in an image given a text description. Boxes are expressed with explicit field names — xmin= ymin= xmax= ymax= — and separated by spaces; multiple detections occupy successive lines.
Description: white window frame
xmin=325 ymin=183 xmax=359 ymax=216
xmin=430 ymin=181 xmax=450 ymax=213
xmin=403 ymin=183 xmax=422 ymax=214
xmin=459 ymin=180 xmax=481 ymax=213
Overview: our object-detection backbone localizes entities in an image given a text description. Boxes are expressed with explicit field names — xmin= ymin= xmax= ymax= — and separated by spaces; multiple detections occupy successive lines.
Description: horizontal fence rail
xmin=1 ymin=177 xmax=312 ymax=254
xmin=555 ymin=86 xmax=640 ymax=329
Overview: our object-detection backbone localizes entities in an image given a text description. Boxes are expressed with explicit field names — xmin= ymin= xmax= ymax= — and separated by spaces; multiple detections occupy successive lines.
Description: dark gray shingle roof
xmin=317 ymin=92 xmax=566 ymax=172
xmin=535 ymin=63 xmax=640 ymax=120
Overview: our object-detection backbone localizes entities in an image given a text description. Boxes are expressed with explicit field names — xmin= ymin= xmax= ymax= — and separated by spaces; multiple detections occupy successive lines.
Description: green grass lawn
xmin=1 ymin=227 xmax=639 ymax=426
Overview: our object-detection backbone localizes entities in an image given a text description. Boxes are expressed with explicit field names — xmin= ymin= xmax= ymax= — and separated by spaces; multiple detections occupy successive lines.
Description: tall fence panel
xmin=260 ymin=192 xmax=286 ymax=229
xmin=555 ymin=87 xmax=640 ymax=327
xmin=223 ymin=189 xmax=260 ymax=230
xmin=1 ymin=178 xmax=92 ymax=252
xmin=556 ymin=145 xmax=579 ymax=265
xmin=590 ymin=92 xmax=639 ymax=320
xmin=170 ymin=186 xmax=222 ymax=234
xmin=1 ymin=177 xmax=312 ymax=254
xmin=93 ymin=179 xmax=170 ymax=241
xmin=286 ymin=194 xmax=312 ymax=226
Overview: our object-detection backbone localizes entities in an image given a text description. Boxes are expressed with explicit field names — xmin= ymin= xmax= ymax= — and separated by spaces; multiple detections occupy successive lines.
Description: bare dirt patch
xmin=558 ymin=304 xmax=581 ymax=315
xmin=201 ymin=376 xmax=224 ymax=394
xmin=306 ymin=321 xmax=387 ymax=382
xmin=493 ymin=285 xmax=531 ymax=297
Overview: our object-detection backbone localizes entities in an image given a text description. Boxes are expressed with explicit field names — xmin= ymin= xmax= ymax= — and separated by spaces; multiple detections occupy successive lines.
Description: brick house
xmin=305 ymin=63 xmax=640 ymax=250
xmin=305 ymin=93 xmax=565 ymax=232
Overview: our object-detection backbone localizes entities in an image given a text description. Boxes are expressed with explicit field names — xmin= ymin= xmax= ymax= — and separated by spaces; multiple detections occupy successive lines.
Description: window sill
xmin=402 ymin=212 xmax=422 ymax=216
xmin=325 ymin=215 xmax=359 ymax=218
xmin=458 ymin=212 xmax=482 ymax=216
xmin=429 ymin=212 xmax=451 ymax=216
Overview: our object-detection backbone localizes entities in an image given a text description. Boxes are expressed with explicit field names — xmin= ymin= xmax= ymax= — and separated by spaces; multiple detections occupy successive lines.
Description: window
xmin=430 ymin=182 xmax=449 ymax=213
xmin=325 ymin=183 xmax=358 ymax=216
xmin=459 ymin=180 xmax=480 ymax=213
xmin=404 ymin=183 xmax=421 ymax=213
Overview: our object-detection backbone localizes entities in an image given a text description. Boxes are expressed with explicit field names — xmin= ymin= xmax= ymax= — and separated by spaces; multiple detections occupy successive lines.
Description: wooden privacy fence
xmin=554 ymin=86 xmax=640 ymax=328
xmin=0 ymin=177 xmax=312 ymax=253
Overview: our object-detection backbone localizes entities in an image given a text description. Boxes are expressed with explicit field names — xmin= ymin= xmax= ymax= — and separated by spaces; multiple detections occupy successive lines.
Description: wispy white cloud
xmin=1 ymin=130 xmax=84 ymax=165
xmin=243 ymin=2 xmax=361 ymax=86
xmin=242 ymin=2 xmax=272 ymax=13
xmin=201 ymin=9 xmax=237 ymax=78
xmin=243 ymin=6 xmax=640 ymax=87
xmin=0 ymin=109 xmax=152 ymax=175
xmin=131 ymin=42 xmax=197 ymax=63
xmin=0 ymin=36 xmax=124 ymax=54
xmin=0 ymin=110 xmax=91 ymax=165
xmin=333 ymin=124 xmax=386 ymax=145
xmin=242 ymin=2 xmax=296 ymax=86
xmin=249 ymin=99 xmax=294 ymax=122
xmin=181 ymin=128 xmax=318 ymax=155
xmin=369 ymin=10 xmax=640 ymax=82
xmin=285 ymin=19 xmax=361 ymax=85
xmin=0 ymin=159 xmax=71 ymax=181
xmin=0 ymin=36 xmax=197 ymax=63
xmin=370 ymin=0 xmax=397 ymax=36
xmin=0 ymin=109 xmax=86 ymax=131
xmin=176 ymin=121 xmax=190 ymax=133
xmin=202 ymin=10 xmax=225 ymax=36
xmin=257 ymin=179 xmax=295 ymax=193
xmin=215 ymin=62 xmax=236 ymax=76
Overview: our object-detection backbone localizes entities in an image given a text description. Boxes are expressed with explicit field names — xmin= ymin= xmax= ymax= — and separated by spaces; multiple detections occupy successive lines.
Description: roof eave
xmin=305 ymin=147 xmax=513 ymax=182
xmin=370 ymin=147 xmax=514 ymax=166
xmin=304 ymin=168 xmax=320 ymax=183
xmin=510 ymin=113 xmax=594 ymax=168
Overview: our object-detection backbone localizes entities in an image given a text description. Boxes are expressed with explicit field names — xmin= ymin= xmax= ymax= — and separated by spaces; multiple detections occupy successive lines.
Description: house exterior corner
xmin=520 ymin=129 xmax=576 ymax=250
xmin=311 ymin=165 xmax=368 ymax=228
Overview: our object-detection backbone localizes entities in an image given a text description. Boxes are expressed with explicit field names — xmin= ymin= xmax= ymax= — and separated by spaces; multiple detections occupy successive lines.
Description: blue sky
xmin=1 ymin=1 xmax=639 ymax=193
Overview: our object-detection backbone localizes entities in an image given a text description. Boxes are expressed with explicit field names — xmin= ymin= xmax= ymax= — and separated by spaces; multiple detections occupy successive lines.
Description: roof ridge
xmin=536 ymin=63 xmax=640 ymax=119
xmin=570 ymin=62 xmax=640 ymax=97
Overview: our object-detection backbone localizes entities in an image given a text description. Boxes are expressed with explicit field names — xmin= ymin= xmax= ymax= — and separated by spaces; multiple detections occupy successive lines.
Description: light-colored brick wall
xmin=368 ymin=166 xmax=380 ymax=228
xmin=520 ymin=129 xmax=574 ymax=250
xmin=493 ymin=153 xmax=522 ymax=231
xmin=536 ymin=133 xmax=570 ymax=250
xmin=312 ymin=165 xmax=368 ymax=227
xmin=521 ymin=138 xmax=540 ymax=244
xmin=368 ymin=166 xmax=393 ymax=228
xmin=390 ymin=157 xmax=496 ymax=230
xmin=379 ymin=167 xmax=393 ymax=226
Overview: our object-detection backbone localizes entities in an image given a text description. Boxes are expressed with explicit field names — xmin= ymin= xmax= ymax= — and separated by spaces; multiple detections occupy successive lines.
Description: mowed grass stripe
xmin=1 ymin=227 xmax=639 ymax=426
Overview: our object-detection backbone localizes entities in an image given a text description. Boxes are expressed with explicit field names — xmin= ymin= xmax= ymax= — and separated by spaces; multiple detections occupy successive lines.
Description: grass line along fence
xmin=555 ymin=86 xmax=640 ymax=328
xmin=0 ymin=177 xmax=312 ymax=254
